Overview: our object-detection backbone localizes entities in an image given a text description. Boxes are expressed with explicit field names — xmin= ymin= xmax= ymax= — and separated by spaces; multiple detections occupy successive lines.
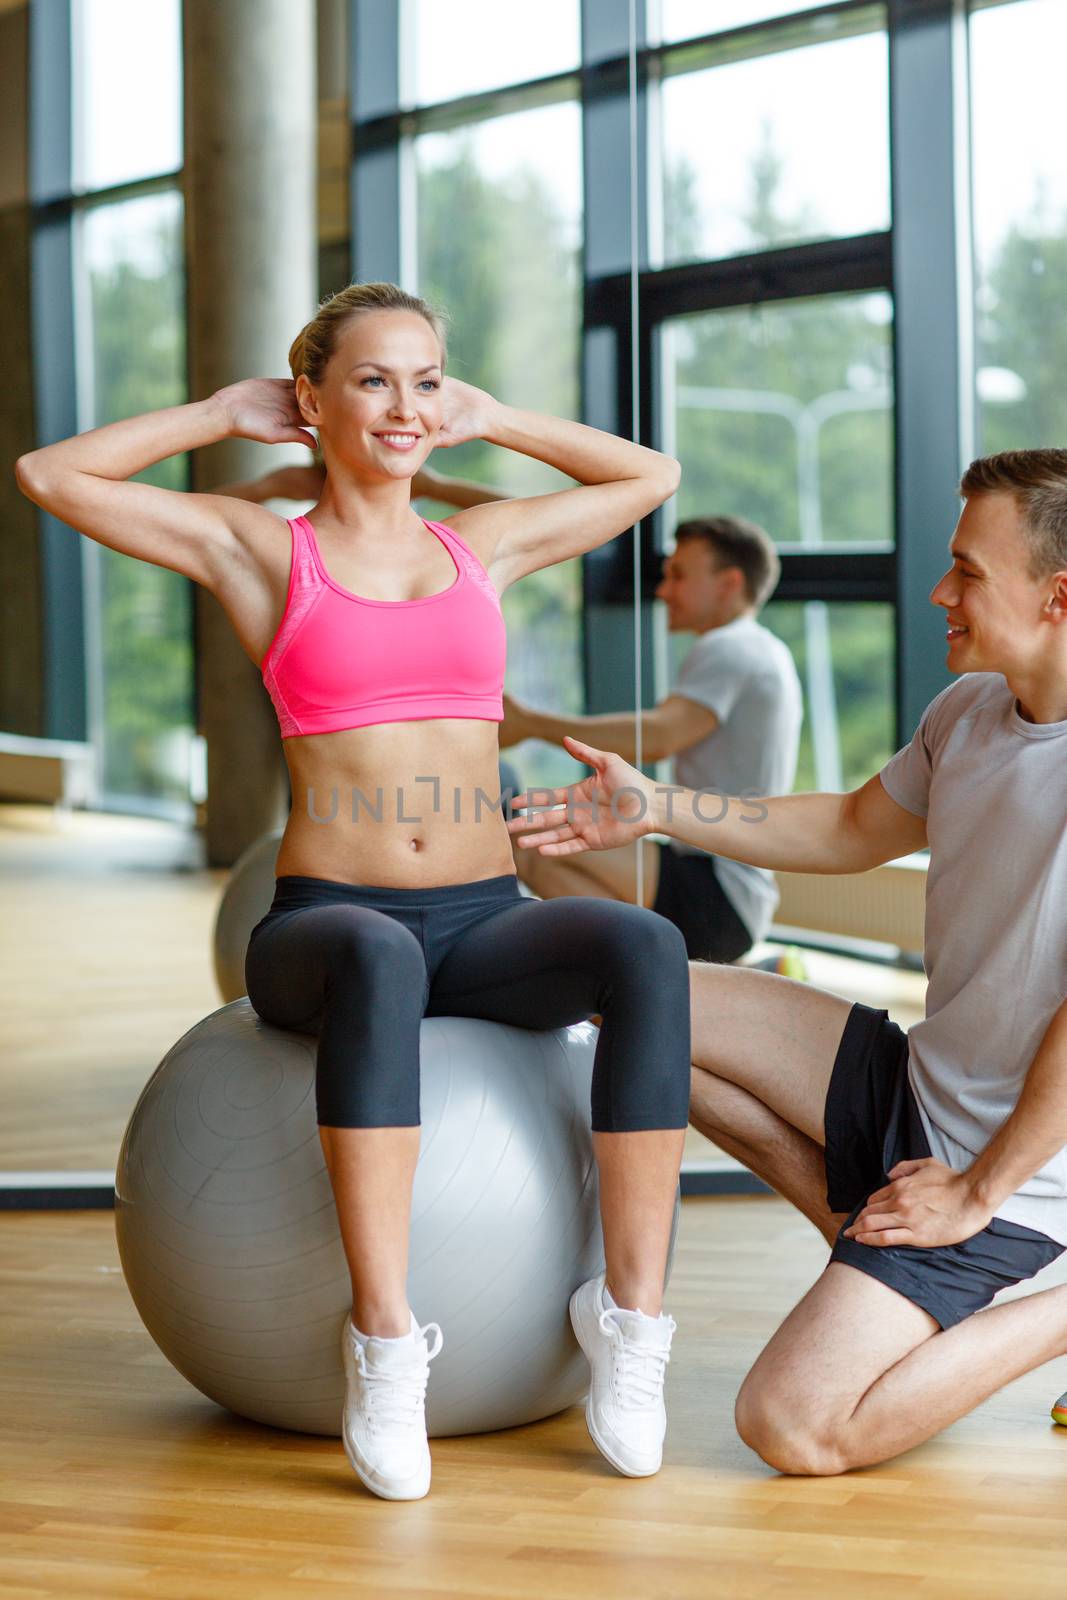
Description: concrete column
xmin=183 ymin=0 xmax=316 ymax=864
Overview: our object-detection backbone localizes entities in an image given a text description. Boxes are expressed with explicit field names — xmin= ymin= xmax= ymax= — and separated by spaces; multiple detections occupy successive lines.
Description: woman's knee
xmin=324 ymin=907 xmax=427 ymax=989
xmin=581 ymin=900 xmax=689 ymax=981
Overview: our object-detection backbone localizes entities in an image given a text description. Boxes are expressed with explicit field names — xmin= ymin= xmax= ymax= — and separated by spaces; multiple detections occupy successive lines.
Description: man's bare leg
xmin=687 ymin=961 xmax=854 ymax=1241
xmin=735 ymin=1261 xmax=1067 ymax=1474
xmin=683 ymin=963 xmax=1067 ymax=1473
xmin=690 ymin=1067 xmax=845 ymax=1244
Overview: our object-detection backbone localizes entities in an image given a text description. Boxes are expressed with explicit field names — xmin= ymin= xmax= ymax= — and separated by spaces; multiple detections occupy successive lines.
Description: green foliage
xmin=89 ymin=195 xmax=192 ymax=803
xmin=977 ymin=215 xmax=1067 ymax=453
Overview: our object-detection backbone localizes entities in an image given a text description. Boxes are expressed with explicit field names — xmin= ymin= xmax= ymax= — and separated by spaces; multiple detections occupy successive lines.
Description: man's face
xmin=930 ymin=492 xmax=1057 ymax=677
xmin=654 ymin=540 xmax=744 ymax=632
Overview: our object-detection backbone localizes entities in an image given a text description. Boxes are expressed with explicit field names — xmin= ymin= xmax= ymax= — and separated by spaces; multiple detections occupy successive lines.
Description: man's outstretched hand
xmin=505 ymin=735 xmax=656 ymax=855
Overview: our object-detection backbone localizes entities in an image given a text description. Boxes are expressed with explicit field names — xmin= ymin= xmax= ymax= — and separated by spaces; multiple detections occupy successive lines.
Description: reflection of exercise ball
xmin=212 ymin=763 xmax=527 ymax=1002
xmin=116 ymin=1004 xmax=677 ymax=1438
xmin=212 ymin=831 xmax=282 ymax=1002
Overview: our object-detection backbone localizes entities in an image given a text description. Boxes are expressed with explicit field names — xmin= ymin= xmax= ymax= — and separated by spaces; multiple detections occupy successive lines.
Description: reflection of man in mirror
xmin=500 ymin=516 xmax=803 ymax=964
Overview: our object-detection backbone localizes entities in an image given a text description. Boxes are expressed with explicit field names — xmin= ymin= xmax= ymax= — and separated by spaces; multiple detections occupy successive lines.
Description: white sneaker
xmin=340 ymin=1313 xmax=444 ymax=1501
xmin=569 ymin=1275 xmax=675 ymax=1477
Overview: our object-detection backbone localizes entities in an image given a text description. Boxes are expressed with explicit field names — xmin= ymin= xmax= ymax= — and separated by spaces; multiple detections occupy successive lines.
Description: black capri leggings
xmin=244 ymin=871 xmax=691 ymax=1132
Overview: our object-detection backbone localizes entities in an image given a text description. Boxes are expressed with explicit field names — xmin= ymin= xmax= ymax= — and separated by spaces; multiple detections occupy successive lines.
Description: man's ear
xmin=720 ymin=565 xmax=746 ymax=601
xmin=1046 ymin=570 xmax=1067 ymax=621
xmin=294 ymin=374 xmax=321 ymax=427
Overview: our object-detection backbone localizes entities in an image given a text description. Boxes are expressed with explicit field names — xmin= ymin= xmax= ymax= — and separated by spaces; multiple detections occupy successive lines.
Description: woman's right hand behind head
xmin=213 ymin=378 xmax=318 ymax=450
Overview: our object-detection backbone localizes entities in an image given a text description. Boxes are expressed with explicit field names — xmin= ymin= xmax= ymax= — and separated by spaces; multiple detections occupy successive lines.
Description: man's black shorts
xmin=651 ymin=843 xmax=752 ymax=963
xmin=825 ymin=1002 xmax=1064 ymax=1329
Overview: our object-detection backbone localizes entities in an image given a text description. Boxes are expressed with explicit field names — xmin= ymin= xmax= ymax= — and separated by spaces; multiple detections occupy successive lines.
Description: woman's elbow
xmin=15 ymin=451 xmax=75 ymax=511
xmin=658 ymin=456 xmax=682 ymax=498
xmin=14 ymin=453 xmax=50 ymax=502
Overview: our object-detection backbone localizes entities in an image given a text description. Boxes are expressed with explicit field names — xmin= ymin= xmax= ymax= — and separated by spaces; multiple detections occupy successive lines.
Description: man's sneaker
xmin=1051 ymin=1390 xmax=1067 ymax=1427
xmin=569 ymin=1274 xmax=675 ymax=1477
xmin=340 ymin=1312 xmax=443 ymax=1501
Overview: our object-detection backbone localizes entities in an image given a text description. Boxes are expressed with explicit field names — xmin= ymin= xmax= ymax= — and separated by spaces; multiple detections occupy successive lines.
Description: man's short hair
xmin=960 ymin=448 xmax=1067 ymax=581
xmin=673 ymin=515 xmax=781 ymax=609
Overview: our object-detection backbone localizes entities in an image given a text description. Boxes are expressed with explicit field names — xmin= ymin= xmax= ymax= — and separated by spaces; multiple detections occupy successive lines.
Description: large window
xmin=661 ymin=286 xmax=894 ymax=793
xmin=660 ymin=18 xmax=889 ymax=266
xmin=653 ymin=0 xmax=834 ymax=39
xmin=662 ymin=293 xmax=893 ymax=548
xmin=72 ymin=0 xmax=182 ymax=191
xmin=408 ymin=0 xmax=580 ymax=104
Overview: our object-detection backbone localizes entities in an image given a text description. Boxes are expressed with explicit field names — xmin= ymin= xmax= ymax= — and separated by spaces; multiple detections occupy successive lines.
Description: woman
xmin=210 ymin=450 xmax=525 ymax=818
xmin=15 ymin=281 xmax=691 ymax=1502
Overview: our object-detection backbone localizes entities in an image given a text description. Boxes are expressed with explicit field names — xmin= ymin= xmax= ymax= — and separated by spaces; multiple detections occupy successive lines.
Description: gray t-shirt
xmin=880 ymin=672 xmax=1067 ymax=1244
xmin=668 ymin=615 xmax=803 ymax=943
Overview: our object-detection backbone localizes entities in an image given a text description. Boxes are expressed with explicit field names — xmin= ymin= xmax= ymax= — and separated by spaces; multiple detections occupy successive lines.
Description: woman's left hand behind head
xmin=435 ymin=377 xmax=501 ymax=449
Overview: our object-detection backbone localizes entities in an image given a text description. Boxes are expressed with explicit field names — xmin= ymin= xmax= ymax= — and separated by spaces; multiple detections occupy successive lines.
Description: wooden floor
xmin=3 ymin=1202 xmax=1067 ymax=1598
xmin=4 ymin=801 xmax=1066 ymax=1594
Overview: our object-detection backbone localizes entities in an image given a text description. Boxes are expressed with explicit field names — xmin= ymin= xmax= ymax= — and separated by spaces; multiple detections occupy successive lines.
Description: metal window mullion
xmin=586 ymin=231 xmax=893 ymax=326
xmin=580 ymin=0 xmax=657 ymax=718
xmin=889 ymin=0 xmax=971 ymax=742
xmin=350 ymin=0 xmax=403 ymax=283
xmin=29 ymin=0 xmax=87 ymax=744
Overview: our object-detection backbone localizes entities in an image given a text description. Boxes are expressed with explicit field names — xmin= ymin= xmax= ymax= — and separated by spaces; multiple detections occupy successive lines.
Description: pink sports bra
xmin=260 ymin=515 xmax=506 ymax=738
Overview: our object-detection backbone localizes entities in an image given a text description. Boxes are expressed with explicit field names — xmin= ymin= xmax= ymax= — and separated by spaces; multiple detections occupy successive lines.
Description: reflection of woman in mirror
xmin=15 ymin=281 xmax=689 ymax=1502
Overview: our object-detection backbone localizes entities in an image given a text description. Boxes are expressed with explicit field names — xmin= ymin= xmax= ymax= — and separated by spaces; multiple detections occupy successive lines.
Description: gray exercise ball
xmin=115 ymin=1002 xmax=679 ymax=1438
xmin=212 ymin=830 xmax=283 ymax=1003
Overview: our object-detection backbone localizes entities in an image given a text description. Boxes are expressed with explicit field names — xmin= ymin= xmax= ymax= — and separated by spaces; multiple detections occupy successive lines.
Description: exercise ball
xmin=212 ymin=830 xmax=282 ymax=1003
xmin=115 ymin=1003 xmax=679 ymax=1438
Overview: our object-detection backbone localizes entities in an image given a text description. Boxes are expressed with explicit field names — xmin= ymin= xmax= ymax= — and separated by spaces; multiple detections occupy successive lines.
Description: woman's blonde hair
xmin=288 ymin=281 xmax=449 ymax=387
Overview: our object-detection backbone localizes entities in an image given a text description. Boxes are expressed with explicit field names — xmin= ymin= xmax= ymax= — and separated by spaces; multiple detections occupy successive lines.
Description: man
xmin=500 ymin=516 xmax=802 ymax=963
xmin=506 ymin=449 xmax=1067 ymax=1472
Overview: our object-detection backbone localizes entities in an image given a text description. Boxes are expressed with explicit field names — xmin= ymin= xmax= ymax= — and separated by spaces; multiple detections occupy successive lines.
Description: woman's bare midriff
xmin=274 ymin=716 xmax=519 ymax=889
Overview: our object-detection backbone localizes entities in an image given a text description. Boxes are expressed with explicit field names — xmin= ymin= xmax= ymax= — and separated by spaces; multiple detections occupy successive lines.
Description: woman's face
xmin=297 ymin=309 xmax=444 ymax=481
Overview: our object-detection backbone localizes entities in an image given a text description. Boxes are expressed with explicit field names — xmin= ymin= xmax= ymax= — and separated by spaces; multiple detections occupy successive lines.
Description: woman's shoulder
xmin=428 ymin=504 xmax=497 ymax=568
xmin=223 ymin=499 xmax=299 ymax=577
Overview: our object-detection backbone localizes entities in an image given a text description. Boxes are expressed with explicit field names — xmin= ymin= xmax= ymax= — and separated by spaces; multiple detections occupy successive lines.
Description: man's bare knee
xmin=735 ymin=1374 xmax=851 ymax=1477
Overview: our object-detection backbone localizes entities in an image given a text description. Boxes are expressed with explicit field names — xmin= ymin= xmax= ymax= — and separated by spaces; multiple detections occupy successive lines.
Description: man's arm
xmin=847 ymin=998 xmax=1067 ymax=1248
xmin=648 ymin=772 xmax=928 ymax=873
xmin=507 ymin=735 xmax=927 ymax=872
xmin=500 ymin=693 xmax=717 ymax=763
